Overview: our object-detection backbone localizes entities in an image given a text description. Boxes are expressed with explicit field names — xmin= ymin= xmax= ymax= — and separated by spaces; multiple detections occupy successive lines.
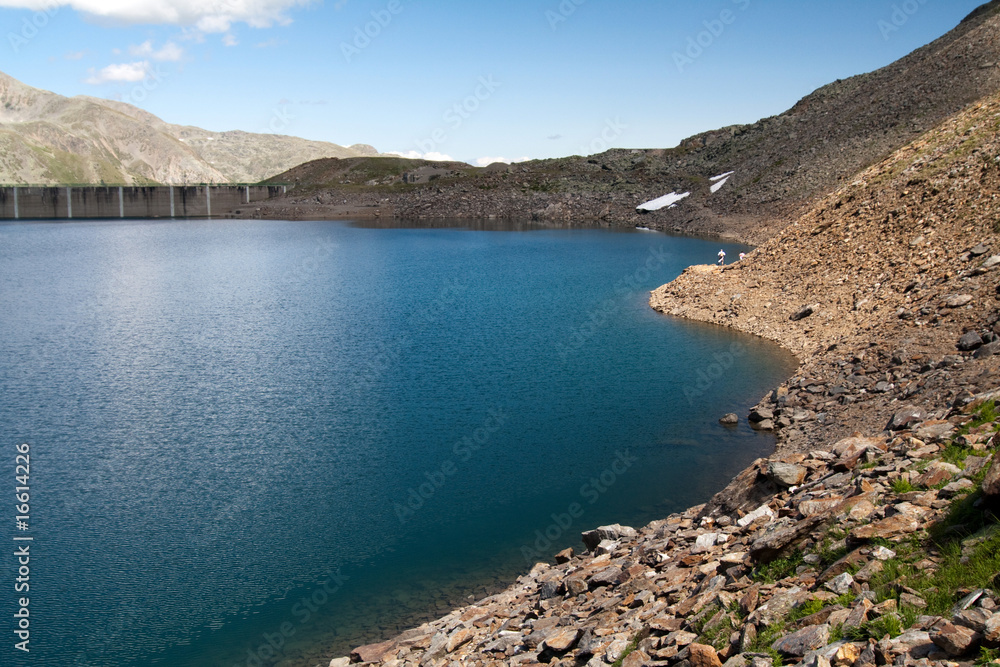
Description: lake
xmin=0 ymin=219 xmax=797 ymax=666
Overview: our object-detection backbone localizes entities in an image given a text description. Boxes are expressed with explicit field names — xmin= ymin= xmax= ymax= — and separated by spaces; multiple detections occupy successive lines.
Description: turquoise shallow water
xmin=0 ymin=219 xmax=796 ymax=666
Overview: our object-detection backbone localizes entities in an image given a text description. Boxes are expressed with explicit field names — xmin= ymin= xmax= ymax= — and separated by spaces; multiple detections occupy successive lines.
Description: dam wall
xmin=0 ymin=185 xmax=286 ymax=220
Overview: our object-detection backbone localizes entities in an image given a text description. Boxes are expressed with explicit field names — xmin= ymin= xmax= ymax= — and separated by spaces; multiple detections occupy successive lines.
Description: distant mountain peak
xmin=0 ymin=70 xmax=379 ymax=185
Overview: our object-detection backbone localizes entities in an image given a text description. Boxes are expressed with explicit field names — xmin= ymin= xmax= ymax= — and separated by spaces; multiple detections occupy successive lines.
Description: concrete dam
xmin=0 ymin=185 xmax=287 ymax=220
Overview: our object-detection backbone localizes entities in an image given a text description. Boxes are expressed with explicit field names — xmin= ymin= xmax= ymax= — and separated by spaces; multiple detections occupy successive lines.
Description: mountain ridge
xmin=0 ymin=70 xmax=374 ymax=185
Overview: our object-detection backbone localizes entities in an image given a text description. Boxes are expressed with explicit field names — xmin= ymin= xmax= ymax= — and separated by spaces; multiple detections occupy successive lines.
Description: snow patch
xmin=710 ymin=171 xmax=734 ymax=193
xmin=637 ymin=192 xmax=690 ymax=212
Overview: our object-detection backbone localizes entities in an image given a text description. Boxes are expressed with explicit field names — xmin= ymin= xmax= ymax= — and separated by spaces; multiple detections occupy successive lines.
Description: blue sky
xmin=0 ymin=0 xmax=988 ymax=165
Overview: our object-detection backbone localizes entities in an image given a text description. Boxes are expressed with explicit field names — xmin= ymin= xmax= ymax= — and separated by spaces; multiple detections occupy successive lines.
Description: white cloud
xmin=222 ymin=33 xmax=238 ymax=46
xmin=387 ymin=150 xmax=457 ymax=162
xmin=84 ymin=60 xmax=150 ymax=84
xmin=475 ymin=156 xmax=530 ymax=167
xmin=128 ymin=39 xmax=183 ymax=61
xmin=0 ymin=1 xmax=311 ymax=32
xmin=64 ymin=50 xmax=88 ymax=60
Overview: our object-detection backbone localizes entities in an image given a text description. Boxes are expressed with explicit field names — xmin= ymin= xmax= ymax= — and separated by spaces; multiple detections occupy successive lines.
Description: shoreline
xmin=324 ymin=90 xmax=1000 ymax=667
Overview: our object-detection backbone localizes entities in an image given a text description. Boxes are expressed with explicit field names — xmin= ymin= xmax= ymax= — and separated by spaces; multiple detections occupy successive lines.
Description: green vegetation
xmin=977 ymin=646 xmax=1000 ymax=667
xmin=962 ymin=401 xmax=999 ymax=434
xmin=941 ymin=443 xmax=971 ymax=468
xmin=747 ymin=620 xmax=785 ymax=667
xmin=786 ymin=598 xmax=827 ymax=625
xmin=696 ymin=610 xmax=735 ymax=652
xmin=751 ymin=551 xmax=804 ymax=584
xmin=891 ymin=478 xmax=915 ymax=494
xmin=846 ymin=613 xmax=903 ymax=641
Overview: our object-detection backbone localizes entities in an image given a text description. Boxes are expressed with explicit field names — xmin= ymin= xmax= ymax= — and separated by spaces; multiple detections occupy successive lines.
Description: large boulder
xmin=930 ymin=621 xmax=981 ymax=656
xmin=767 ymin=461 xmax=808 ymax=487
xmin=772 ymin=624 xmax=831 ymax=657
xmin=581 ymin=524 xmax=636 ymax=551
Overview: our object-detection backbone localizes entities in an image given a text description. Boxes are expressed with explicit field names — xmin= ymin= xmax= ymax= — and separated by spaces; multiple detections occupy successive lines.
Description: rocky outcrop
xmin=651 ymin=89 xmax=1000 ymax=456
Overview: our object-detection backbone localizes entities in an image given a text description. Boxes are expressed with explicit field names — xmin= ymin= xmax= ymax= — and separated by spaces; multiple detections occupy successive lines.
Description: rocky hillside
xmin=246 ymin=1 xmax=1000 ymax=243
xmin=0 ymin=70 xmax=373 ymax=185
xmin=650 ymin=87 xmax=1000 ymax=455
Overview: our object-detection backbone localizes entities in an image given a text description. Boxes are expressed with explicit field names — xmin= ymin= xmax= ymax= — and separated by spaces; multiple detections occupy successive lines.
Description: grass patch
xmin=891 ymin=478 xmax=915 ymax=494
xmin=977 ymin=646 xmax=1000 ymax=666
xmin=752 ymin=551 xmax=805 ymax=584
xmin=919 ymin=532 xmax=1000 ymax=615
xmin=959 ymin=401 xmax=999 ymax=437
xmin=748 ymin=621 xmax=785 ymax=667
xmin=941 ymin=443 xmax=970 ymax=468
xmin=697 ymin=612 xmax=735 ymax=652
xmin=846 ymin=613 xmax=903 ymax=641
xmin=787 ymin=598 xmax=827 ymax=623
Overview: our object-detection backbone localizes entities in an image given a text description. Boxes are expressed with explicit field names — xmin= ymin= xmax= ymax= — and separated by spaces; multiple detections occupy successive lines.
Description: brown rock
xmin=542 ymin=628 xmax=581 ymax=653
xmin=915 ymin=461 xmax=961 ymax=488
xmin=739 ymin=584 xmax=760 ymax=615
xmin=622 ymin=649 xmax=652 ymax=667
xmin=930 ymin=621 xmax=981 ymax=656
xmin=984 ymin=614 xmax=1000 ymax=643
xmin=650 ymin=616 xmax=684 ymax=633
xmin=589 ymin=565 xmax=625 ymax=588
xmin=750 ymin=515 xmax=827 ymax=563
xmin=843 ymin=599 xmax=873 ymax=630
xmin=791 ymin=604 xmax=846 ymax=629
xmin=350 ymin=639 xmax=395 ymax=663
xmin=982 ymin=455 xmax=1000 ymax=498
xmin=848 ymin=514 xmax=921 ymax=545
xmin=554 ymin=547 xmax=574 ymax=564
xmin=772 ymin=624 xmax=831 ymax=657
xmin=565 ymin=575 xmax=588 ymax=597
xmin=445 ymin=627 xmax=474 ymax=652
xmin=832 ymin=642 xmax=862 ymax=666
xmin=768 ymin=461 xmax=808 ymax=487
xmin=799 ymin=496 xmax=846 ymax=517
xmin=689 ymin=642 xmax=724 ymax=667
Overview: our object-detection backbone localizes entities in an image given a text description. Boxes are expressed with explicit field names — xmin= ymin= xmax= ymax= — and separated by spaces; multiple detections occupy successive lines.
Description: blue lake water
xmin=0 ymin=219 xmax=797 ymax=666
